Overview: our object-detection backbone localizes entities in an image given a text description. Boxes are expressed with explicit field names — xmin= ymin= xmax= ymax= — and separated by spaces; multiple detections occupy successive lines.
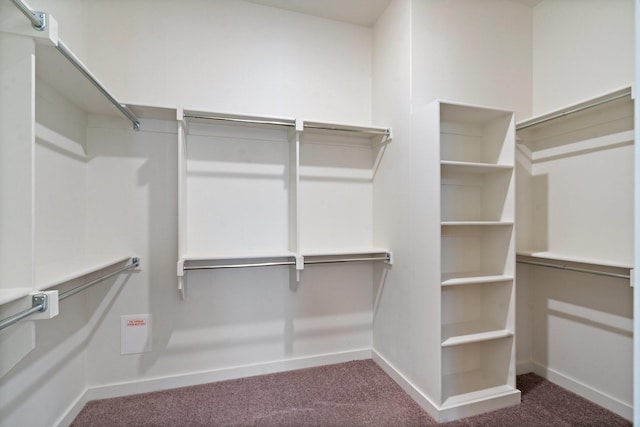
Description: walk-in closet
xmin=0 ymin=0 xmax=636 ymax=426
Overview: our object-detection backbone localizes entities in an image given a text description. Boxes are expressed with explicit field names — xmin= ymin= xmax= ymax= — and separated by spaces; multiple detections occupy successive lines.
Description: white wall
xmin=531 ymin=0 xmax=634 ymax=115
xmin=30 ymin=0 xmax=374 ymax=125
xmin=411 ymin=0 xmax=533 ymax=118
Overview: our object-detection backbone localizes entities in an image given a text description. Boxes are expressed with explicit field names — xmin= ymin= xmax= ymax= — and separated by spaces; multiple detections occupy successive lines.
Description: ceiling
xmin=245 ymin=0 xmax=393 ymax=27
xmin=245 ymin=0 xmax=543 ymax=27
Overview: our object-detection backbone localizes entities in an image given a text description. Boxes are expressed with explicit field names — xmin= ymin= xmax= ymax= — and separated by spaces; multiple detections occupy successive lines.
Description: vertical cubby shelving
xmin=436 ymin=101 xmax=519 ymax=411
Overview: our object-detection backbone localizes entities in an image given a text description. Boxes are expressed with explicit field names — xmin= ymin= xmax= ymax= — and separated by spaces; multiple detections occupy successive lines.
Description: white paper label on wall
xmin=121 ymin=314 xmax=152 ymax=355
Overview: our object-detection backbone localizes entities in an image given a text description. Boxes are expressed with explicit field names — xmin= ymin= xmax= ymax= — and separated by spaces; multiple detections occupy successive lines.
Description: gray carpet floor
xmin=71 ymin=359 xmax=631 ymax=426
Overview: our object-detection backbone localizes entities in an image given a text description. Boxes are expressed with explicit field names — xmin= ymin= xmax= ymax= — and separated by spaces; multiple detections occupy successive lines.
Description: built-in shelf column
xmin=436 ymin=101 xmax=519 ymax=414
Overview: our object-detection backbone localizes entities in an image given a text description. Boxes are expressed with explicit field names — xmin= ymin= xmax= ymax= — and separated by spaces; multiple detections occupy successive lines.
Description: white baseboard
xmin=56 ymin=391 xmax=91 ymax=427
xmin=57 ymin=349 xmax=372 ymax=426
xmin=371 ymin=349 xmax=440 ymax=420
xmin=531 ymin=361 xmax=632 ymax=421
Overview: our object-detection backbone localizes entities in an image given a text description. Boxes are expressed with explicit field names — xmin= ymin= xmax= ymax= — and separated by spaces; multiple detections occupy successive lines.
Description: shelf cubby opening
xmin=441 ymin=165 xmax=514 ymax=222
xmin=441 ymin=224 xmax=514 ymax=279
xmin=441 ymin=337 xmax=515 ymax=403
xmin=440 ymin=103 xmax=513 ymax=165
xmin=441 ymin=281 xmax=513 ymax=346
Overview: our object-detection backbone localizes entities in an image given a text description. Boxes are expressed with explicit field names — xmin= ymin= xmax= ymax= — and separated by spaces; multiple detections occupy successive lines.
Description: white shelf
xmin=34 ymin=44 xmax=123 ymax=118
xmin=516 ymin=251 xmax=632 ymax=270
xmin=442 ymin=322 xmax=513 ymax=347
xmin=182 ymin=110 xmax=391 ymax=145
xmin=181 ymin=251 xmax=296 ymax=263
xmin=516 ymin=86 xmax=632 ymax=132
xmin=181 ymin=248 xmax=391 ymax=266
xmin=440 ymin=161 xmax=513 ymax=174
xmin=35 ymin=256 xmax=135 ymax=291
xmin=301 ymin=248 xmax=389 ymax=257
xmin=441 ymin=221 xmax=514 ymax=227
xmin=441 ymin=273 xmax=513 ymax=286
xmin=0 ymin=288 xmax=33 ymax=306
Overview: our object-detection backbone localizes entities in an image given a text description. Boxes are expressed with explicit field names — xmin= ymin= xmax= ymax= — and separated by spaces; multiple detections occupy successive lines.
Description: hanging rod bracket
xmin=9 ymin=0 xmax=46 ymax=31
xmin=32 ymin=293 xmax=47 ymax=312
xmin=31 ymin=11 xmax=46 ymax=31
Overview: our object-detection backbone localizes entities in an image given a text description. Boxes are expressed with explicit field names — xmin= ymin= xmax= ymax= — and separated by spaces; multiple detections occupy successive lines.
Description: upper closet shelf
xmin=35 ymin=256 xmax=136 ymax=291
xmin=181 ymin=109 xmax=392 ymax=144
xmin=0 ymin=256 xmax=140 ymax=307
xmin=516 ymin=86 xmax=633 ymax=132
xmin=0 ymin=288 xmax=32 ymax=306
xmin=179 ymin=249 xmax=392 ymax=274
xmin=2 ymin=2 xmax=140 ymax=129
xmin=516 ymin=252 xmax=632 ymax=280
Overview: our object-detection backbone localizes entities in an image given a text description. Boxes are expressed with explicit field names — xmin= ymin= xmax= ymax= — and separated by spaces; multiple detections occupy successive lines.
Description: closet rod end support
xmin=32 ymin=294 xmax=48 ymax=312
xmin=32 ymin=11 xmax=46 ymax=31
xmin=133 ymin=121 xmax=141 ymax=131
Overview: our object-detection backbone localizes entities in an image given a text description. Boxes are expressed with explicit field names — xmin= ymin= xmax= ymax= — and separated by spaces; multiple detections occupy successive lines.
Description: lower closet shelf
xmin=441 ymin=273 xmax=513 ymax=286
xmin=441 ymin=324 xmax=513 ymax=347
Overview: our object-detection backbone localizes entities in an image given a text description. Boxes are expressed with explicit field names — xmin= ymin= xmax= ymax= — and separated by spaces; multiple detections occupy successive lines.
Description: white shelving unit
xmin=176 ymin=109 xmax=392 ymax=295
xmin=436 ymin=101 xmax=519 ymax=411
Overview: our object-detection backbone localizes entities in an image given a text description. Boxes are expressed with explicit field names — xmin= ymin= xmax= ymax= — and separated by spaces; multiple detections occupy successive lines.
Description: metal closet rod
xmin=56 ymin=41 xmax=141 ymax=131
xmin=184 ymin=254 xmax=391 ymax=271
xmin=58 ymin=257 xmax=140 ymax=301
xmin=9 ymin=0 xmax=46 ymax=31
xmin=516 ymin=259 xmax=630 ymax=280
xmin=516 ymin=90 xmax=632 ymax=131
xmin=0 ymin=257 xmax=139 ymax=332
xmin=8 ymin=0 xmax=140 ymax=130
xmin=183 ymin=114 xmax=391 ymax=137
xmin=184 ymin=114 xmax=295 ymax=128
